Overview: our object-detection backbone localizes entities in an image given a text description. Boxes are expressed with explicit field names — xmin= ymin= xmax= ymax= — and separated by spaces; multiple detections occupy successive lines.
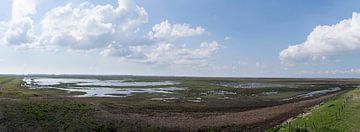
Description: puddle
xmin=150 ymin=97 xmax=179 ymax=102
xmin=260 ymin=91 xmax=278 ymax=96
xmin=295 ymin=87 xmax=341 ymax=98
xmin=207 ymin=90 xmax=236 ymax=95
xmin=283 ymin=87 xmax=341 ymax=100
xmin=187 ymin=98 xmax=202 ymax=103
xmin=217 ymin=96 xmax=231 ymax=100
xmin=215 ymin=82 xmax=285 ymax=89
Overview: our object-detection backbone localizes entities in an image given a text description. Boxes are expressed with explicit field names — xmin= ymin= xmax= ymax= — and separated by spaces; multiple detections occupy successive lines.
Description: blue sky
xmin=1 ymin=0 xmax=360 ymax=77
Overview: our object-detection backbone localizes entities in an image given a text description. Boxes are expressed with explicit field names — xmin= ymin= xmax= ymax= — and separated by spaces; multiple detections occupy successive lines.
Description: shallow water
xmin=260 ymin=91 xmax=278 ymax=96
xmin=284 ymin=87 xmax=341 ymax=100
xmin=150 ymin=97 xmax=179 ymax=102
xmin=216 ymin=82 xmax=285 ymax=89
xmin=207 ymin=90 xmax=236 ymax=95
xmin=187 ymin=98 xmax=202 ymax=103
xmin=23 ymin=77 xmax=184 ymax=97
xmin=77 ymin=80 xmax=177 ymax=87
xmin=59 ymin=87 xmax=186 ymax=97
xmin=28 ymin=78 xmax=98 ymax=85
xmin=24 ymin=77 xmax=178 ymax=86
xmin=296 ymin=87 xmax=341 ymax=98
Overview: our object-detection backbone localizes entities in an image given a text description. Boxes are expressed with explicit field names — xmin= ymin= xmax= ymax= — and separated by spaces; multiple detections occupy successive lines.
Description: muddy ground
xmin=91 ymin=92 xmax=342 ymax=131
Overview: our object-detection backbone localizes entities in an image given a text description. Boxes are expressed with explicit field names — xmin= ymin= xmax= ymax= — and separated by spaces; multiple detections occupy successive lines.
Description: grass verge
xmin=269 ymin=88 xmax=360 ymax=132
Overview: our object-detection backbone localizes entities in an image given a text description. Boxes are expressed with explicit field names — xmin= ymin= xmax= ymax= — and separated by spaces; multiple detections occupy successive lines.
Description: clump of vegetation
xmin=0 ymin=100 xmax=115 ymax=131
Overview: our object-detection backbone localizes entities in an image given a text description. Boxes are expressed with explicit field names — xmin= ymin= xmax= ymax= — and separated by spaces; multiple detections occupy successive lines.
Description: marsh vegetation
xmin=0 ymin=75 xmax=359 ymax=131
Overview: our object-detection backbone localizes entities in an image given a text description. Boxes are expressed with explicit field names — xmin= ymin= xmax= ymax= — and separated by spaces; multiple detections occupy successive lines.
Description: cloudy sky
xmin=1 ymin=0 xmax=360 ymax=77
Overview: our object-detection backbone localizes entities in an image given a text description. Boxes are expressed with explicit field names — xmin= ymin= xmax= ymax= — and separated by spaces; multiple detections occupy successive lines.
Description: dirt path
xmin=97 ymin=92 xmax=341 ymax=131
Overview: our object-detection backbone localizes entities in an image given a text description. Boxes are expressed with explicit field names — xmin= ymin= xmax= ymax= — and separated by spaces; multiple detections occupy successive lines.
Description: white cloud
xmin=12 ymin=0 xmax=37 ymax=19
xmin=97 ymin=6 xmax=217 ymax=65
xmin=1 ymin=0 xmax=37 ymax=46
xmin=147 ymin=41 xmax=219 ymax=64
xmin=280 ymin=12 xmax=360 ymax=64
xmin=300 ymin=68 xmax=360 ymax=75
xmin=0 ymin=22 xmax=5 ymax=34
xmin=103 ymin=41 xmax=220 ymax=64
xmin=3 ymin=17 xmax=35 ymax=46
xmin=255 ymin=61 xmax=267 ymax=69
xmin=101 ymin=42 xmax=148 ymax=60
xmin=38 ymin=0 xmax=148 ymax=50
xmin=224 ymin=36 xmax=232 ymax=40
xmin=0 ymin=0 xmax=221 ymax=66
xmin=0 ymin=0 xmax=148 ymax=50
xmin=148 ymin=20 xmax=205 ymax=40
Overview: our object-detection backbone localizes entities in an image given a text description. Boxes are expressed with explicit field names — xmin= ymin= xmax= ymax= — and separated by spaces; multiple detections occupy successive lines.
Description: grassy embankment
xmin=0 ymin=76 xmax=37 ymax=97
xmin=269 ymin=88 xmax=360 ymax=132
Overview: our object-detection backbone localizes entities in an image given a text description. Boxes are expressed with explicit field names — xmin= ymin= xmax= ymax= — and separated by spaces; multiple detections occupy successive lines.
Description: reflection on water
xmin=23 ymin=77 xmax=183 ymax=97
xmin=150 ymin=97 xmax=179 ymax=102
xmin=24 ymin=78 xmax=98 ymax=85
xmin=215 ymin=82 xmax=285 ymax=89
xmin=59 ymin=87 xmax=185 ymax=97
xmin=296 ymin=87 xmax=341 ymax=98
xmin=24 ymin=77 xmax=178 ymax=86
xmin=284 ymin=87 xmax=341 ymax=100
xmin=260 ymin=91 xmax=278 ymax=96
xmin=77 ymin=80 xmax=177 ymax=87
xmin=207 ymin=90 xmax=236 ymax=95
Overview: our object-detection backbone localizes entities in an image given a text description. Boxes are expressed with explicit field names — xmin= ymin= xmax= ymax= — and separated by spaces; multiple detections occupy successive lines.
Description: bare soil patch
xmin=95 ymin=92 xmax=341 ymax=131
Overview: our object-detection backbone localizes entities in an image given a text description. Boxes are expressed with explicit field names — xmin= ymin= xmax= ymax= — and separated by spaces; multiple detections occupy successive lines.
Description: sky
xmin=1 ymin=0 xmax=360 ymax=77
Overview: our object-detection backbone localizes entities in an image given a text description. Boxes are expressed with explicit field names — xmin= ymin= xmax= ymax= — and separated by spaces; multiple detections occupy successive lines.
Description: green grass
xmin=0 ymin=77 xmax=39 ymax=97
xmin=0 ymin=100 xmax=115 ymax=131
xmin=0 ymin=77 xmax=76 ymax=97
xmin=269 ymin=88 xmax=360 ymax=132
